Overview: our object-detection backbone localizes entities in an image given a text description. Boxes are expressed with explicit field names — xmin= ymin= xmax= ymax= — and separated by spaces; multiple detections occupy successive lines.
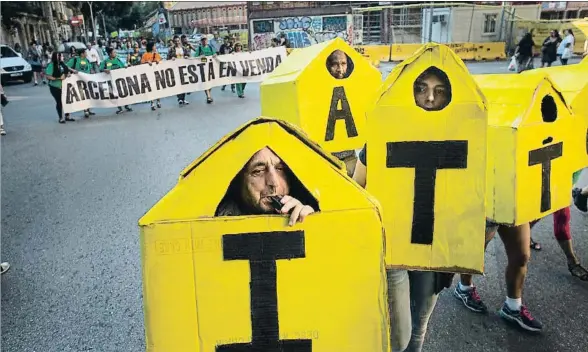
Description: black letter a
xmin=324 ymin=86 xmax=358 ymax=142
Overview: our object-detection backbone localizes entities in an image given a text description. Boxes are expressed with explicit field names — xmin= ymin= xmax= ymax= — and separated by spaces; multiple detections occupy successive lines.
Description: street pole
xmin=102 ymin=12 xmax=107 ymax=41
xmin=88 ymin=1 xmax=96 ymax=42
xmin=428 ymin=2 xmax=434 ymax=42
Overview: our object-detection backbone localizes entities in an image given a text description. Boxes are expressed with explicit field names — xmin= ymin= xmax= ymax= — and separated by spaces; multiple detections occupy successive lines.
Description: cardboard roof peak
xmin=139 ymin=117 xmax=382 ymax=226
xmin=522 ymin=64 xmax=588 ymax=93
xmin=179 ymin=117 xmax=344 ymax=179
xmin=374 ymin=43 xmax=487 ymax=110
xmin=473 ymin=73 xmax=571 ymax=128
xmin=262 ymin=38 xmax=371 ymax=84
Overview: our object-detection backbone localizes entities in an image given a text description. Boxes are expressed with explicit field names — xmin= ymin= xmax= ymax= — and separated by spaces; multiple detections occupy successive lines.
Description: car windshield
xmin=0 ymin=46 xmax=19 ymax=58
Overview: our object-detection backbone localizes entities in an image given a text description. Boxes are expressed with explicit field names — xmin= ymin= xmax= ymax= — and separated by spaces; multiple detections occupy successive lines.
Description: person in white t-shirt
xmin=169 ymin=35 xmax=190 ymax=106
xmin=87 ymin=41 xmax=101 ymax=73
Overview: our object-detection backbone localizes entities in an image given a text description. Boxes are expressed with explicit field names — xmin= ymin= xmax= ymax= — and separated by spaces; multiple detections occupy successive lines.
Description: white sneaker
xmin=1 ymin=262 xmax=10 ymax=274
xmin=0 ymin=128 xmax=6 ymax=136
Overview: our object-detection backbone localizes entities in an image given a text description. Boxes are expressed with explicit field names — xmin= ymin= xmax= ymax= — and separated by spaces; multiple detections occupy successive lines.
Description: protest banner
xmin=62 ymin=47 xmax=286 ymax=113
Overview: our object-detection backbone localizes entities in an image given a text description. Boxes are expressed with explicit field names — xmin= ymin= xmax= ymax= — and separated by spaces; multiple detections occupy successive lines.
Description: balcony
xmin=189 ymin=16 xmax=247 ymax=28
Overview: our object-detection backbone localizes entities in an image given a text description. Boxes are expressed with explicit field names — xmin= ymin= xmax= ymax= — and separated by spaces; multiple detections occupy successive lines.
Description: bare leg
xmin=459 ymin=225 xmax=497 ymax=285
xmin=497 ymin=223 xmax=530 ymax=299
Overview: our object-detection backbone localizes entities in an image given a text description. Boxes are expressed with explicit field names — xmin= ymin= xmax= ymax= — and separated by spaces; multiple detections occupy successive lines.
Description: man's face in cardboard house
xmin=413 ymin=69 xmax=450 ymax=111
xmin=240 ymin=147 xmax=291 ymax=214
xmin=327 ymin=50 xmax=348 ymax=79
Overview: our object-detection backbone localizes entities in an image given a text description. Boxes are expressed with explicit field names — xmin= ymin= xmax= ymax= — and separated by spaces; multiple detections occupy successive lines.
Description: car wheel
xmin=23 ymin=72 xmax=33 ymax=84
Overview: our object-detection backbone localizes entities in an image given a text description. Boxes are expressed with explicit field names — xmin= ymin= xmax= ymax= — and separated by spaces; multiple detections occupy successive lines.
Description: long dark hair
xmin=215 ymin=150 xmax=319 ymax=216
xmin=51 ymin=51 xmax=62 ymax=77
xmin=146 ymin=41 xmax=155 ymax=53
xmin=414 ymin=66 xmax=452 ymax=109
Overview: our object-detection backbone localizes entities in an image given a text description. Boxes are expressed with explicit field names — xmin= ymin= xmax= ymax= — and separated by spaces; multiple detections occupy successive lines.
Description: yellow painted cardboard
xmin=523 ymin=64 xmax=588 ymax=124
xmin=366 ymin=43 xmax=488 ymax=274
xmin=260 ymin=38 xmax=382 ymax=154
xmin=139 ymin=118 xmax=390 ymax=352
xmin=474 ymin=73 xmax=586 ymax=225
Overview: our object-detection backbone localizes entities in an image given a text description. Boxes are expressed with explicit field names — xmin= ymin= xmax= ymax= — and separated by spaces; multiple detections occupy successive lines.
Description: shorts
xmin=31 ymin=64 xmax=42 ymax=73
xmin=485 ymin=218 xmax=499 ymax=233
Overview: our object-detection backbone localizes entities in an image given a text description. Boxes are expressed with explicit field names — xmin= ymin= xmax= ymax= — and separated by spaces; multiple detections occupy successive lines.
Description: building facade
xmin=167 ymin=1 xmax=247 ymax=35
xmin=248 ymin=1 xmax=383 ymax=49
xmin=1 ymin=2 xmax=72 ymax=51
xmin=540 ymin=1 xmax=588 ymax=20
xmin=248 ymin=2 xmax=542 ymax=49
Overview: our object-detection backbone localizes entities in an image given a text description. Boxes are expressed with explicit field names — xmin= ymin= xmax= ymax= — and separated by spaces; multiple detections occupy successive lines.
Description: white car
xmin=0 ymin=44 xmax=32 ymax=84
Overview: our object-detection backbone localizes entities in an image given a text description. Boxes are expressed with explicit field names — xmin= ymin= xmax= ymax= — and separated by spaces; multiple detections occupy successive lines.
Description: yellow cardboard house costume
xmin=474 ymin=73 xmax=587 ymax=225
xmin=260 ymin=38 xmax=382 ymax=155
xmin=138 ymin=118 xmax=389 ymax=352
xmin=523 ymin=65 xmax=588 ymax=124
xmin=365 ymin=43 xmax=488 ymax=274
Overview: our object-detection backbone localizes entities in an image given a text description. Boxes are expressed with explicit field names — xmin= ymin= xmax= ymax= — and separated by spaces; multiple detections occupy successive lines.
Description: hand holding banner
xmin=62 ymin=47 xmax=286 ymax=113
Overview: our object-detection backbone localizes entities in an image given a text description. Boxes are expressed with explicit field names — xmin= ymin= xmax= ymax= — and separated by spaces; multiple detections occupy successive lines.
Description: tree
xmin=41 ymin=2 xmax=59 ymax=48
xmin=65 ymin=1 xmax=157 ymax=35
xmin=1 ymin=2 xmax=42 ymax=28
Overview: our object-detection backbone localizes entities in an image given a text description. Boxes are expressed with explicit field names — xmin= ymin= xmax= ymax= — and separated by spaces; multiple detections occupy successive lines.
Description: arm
xmin=352 ymin=146 xmax=367 ymax=188
xmin=277 ymin=195 xmax=315 ymax=226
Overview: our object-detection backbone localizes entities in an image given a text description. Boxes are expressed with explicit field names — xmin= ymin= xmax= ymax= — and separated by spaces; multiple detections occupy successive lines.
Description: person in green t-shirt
xmin=66 ymin=48 xmax=95 ymax=118
xmin=233 ymin=43 xmax=246 ymax=99
xmin=100 ymin=47 xmax=132 ymax=115
xmin=45 ymin=51 xmax=74 ymax=124
xmin=196 ymin=36 xmax=216 ymax=104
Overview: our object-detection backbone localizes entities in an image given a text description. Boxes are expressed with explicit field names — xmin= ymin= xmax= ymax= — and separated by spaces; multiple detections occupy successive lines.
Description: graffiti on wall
xmin=253 ymin=33 xmax=275 ymax=50
xmin=250 ymin=15 xmax=355 ymax=50
xmin=278 ymin=16 xmax=313 ymax=31
xmin=322 ymin=16 xmax=347 ymax=32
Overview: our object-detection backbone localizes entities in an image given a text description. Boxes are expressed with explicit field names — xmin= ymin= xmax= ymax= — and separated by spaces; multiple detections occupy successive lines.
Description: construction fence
xmin=348 ymin=3 xmax=587 ymax=58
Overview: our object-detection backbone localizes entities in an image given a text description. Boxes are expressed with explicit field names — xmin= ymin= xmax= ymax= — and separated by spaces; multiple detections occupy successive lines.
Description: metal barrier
xmin=286 ymin=42 xmax=508 ymax=63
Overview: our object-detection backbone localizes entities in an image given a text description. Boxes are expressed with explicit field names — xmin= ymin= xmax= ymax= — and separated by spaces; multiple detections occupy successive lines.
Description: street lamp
xmin=88 ymin=1 xmax=96 ymax=42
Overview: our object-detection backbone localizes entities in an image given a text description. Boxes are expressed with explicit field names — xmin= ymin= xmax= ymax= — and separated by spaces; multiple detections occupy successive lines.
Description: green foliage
xmin=1 ymin=2 xmax=43 ymax=28
xmin=66 ymin=1 xmax=158 ymax=33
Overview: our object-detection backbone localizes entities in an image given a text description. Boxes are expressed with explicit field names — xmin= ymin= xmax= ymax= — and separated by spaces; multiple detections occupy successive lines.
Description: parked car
xmin=0 ymin=44 xmax=32 ymax=84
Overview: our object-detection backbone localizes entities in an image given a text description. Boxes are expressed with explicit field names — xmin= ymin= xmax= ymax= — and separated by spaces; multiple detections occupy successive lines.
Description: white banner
xmin=62 ymin=47 xmax=286 ymax=113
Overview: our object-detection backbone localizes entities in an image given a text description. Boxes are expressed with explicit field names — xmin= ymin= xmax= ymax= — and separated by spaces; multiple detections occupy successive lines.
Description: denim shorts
xmin=485 ymin=218 xmax=499 ymax=232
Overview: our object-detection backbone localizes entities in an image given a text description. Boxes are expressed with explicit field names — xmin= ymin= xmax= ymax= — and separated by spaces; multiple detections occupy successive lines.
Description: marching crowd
xmin=8 ymin=34 xmax=252 ymax=125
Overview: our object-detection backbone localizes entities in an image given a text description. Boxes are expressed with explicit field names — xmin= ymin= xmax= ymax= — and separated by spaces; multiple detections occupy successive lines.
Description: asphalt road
xmin=2 ymin=57 xmax=587 ymax=352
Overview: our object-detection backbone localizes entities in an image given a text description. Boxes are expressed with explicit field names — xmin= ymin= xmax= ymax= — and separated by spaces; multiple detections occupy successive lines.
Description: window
xmin=0 ymin=46 xmax=18 ymax=58
xmin=483 ymin=14 xmax=497 ymax=33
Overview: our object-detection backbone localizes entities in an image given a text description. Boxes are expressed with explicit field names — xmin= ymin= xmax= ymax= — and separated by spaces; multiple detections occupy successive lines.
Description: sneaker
xmin=151 ymin=105 xmax=156 ymax=111
xmin=116 ymin=108 xmax=124 ymax=115
xmin=182 ymin=100 xmax=189 ymax=105
xmin=499 ymin=303 xmax=543 ymax=332
xmin=0 ymin=128 xmax=6 ymax=136
xmin=0 ymin=262 xmax=10 ymax=274
xmin=572 ymin=188 xmax=587 ymax=212
xmin=453 ymin=285 xmax=488 ymax=313
xmin=156 ymin=101 xmax=161 ymax=109
xmin=124 ymin=106 xmax=133 ymax=112
xmin=178 ymin=100 xmax=184 ymax=106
